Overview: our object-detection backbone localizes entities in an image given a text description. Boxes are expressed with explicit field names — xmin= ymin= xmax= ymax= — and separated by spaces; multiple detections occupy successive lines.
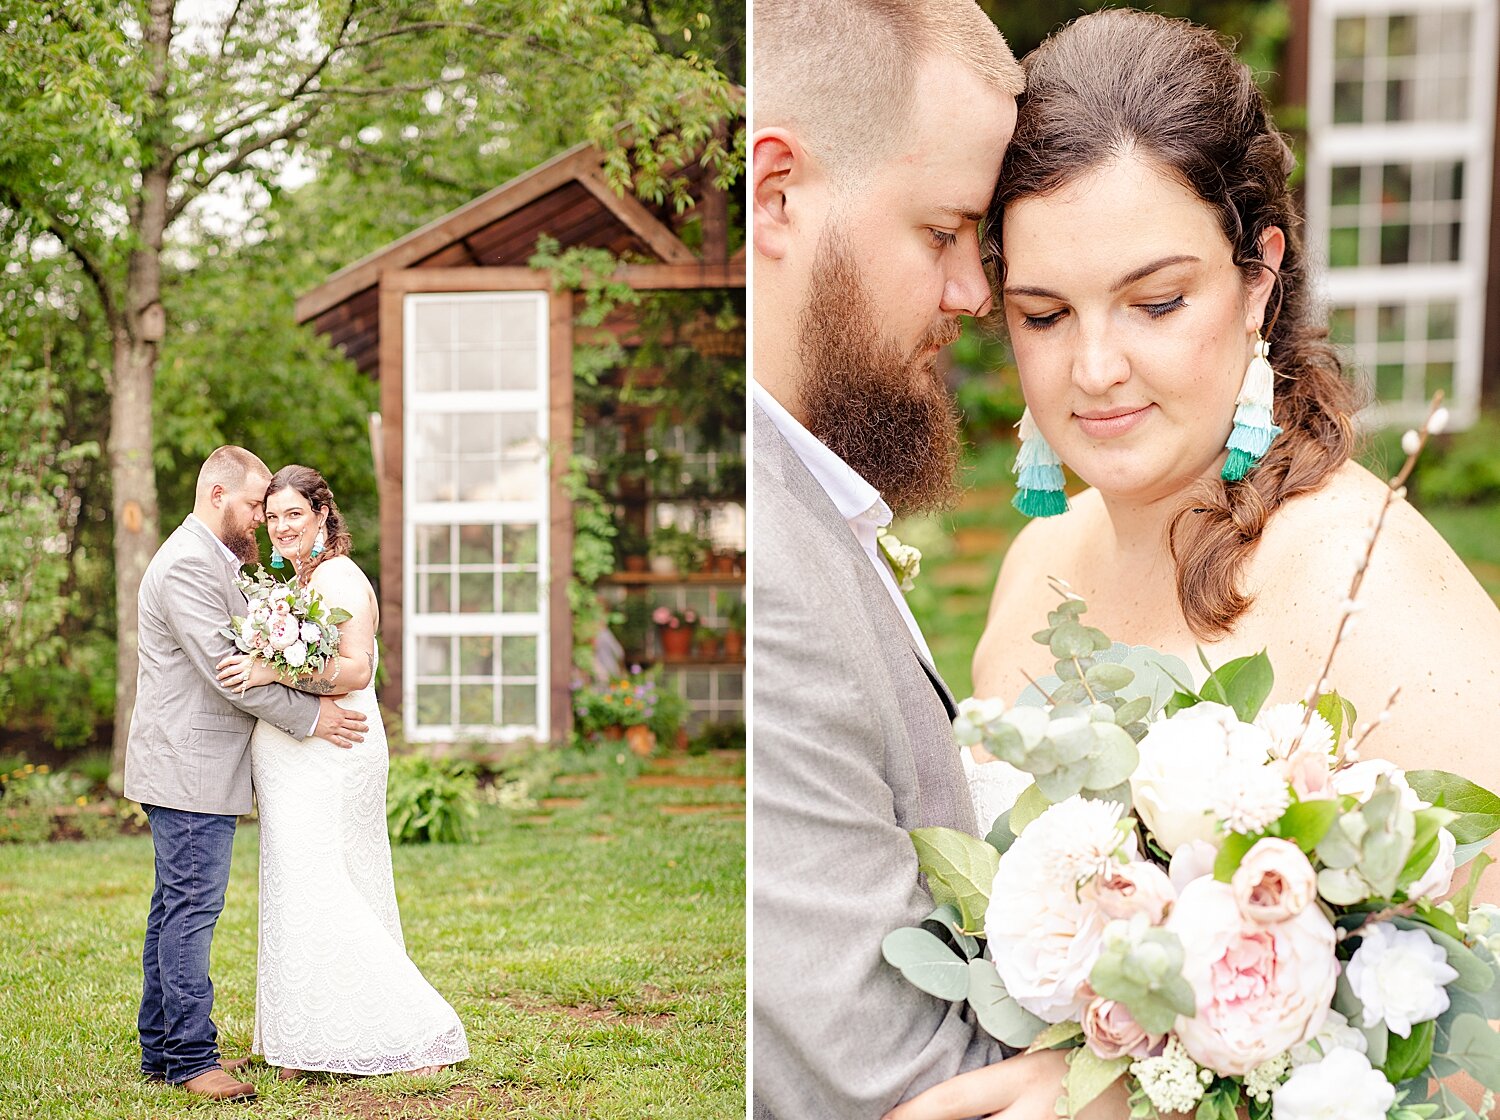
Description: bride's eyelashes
xmin=1016 ymin=294 xmax=1188 ymax=332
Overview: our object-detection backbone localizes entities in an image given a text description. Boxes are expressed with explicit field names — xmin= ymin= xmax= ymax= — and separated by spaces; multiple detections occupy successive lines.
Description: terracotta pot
xmin=602 ymin=725 xmax=625 ymax=741
xmin=625 ymin=724 xmax=656 ymax=758
xmin=723 ymin=629 xmax=743 ymax=660
xmin=696 ymin=636 xmax=720 ymax=660
xmin=623 ymin=555 xmax=648 ymax=573
xmin=660 ymin=625 xmax=694 ymax=659
xmin=711 ymin=552 xmax=736 ymax=575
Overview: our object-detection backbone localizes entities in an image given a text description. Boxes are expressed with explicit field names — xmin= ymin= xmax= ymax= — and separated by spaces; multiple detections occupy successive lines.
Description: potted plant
xmin=570 ymin=668 xmax=664 ymax=757
xmin=722 ymin=599 xmax=745 ymax=661
xmin=613 ymin=595 xmax=655 ymax=662
xmin=695 ymin=625 xmax=722 ymax=661
xmin=652 ymin=604 xmax=698 ymax=660
xmin=650 ymin=524 xmax=707 ymax=576
xmin=614 ymin=520 xmax=650 ymax=573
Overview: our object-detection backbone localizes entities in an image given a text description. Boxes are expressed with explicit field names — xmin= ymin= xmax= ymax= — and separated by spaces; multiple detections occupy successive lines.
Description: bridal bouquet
xmin=885 ymin=420 xmax=1500 ymax=1120
xmin=219 ymin=567 xmax=350 ymax=678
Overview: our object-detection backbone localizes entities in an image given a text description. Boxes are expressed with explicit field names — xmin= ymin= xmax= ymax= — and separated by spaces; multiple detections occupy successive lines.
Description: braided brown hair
xmin=990 ymin=8 xmax=1364 ymax=639
xmin=265 ymin=465 xmax=353 ymax=583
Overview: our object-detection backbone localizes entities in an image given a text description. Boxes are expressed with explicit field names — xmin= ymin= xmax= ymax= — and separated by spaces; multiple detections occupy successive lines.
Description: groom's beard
xmin=796 ymin=230 xmax=963 ymax=517
xmin=220 ymin=509 xmax=260 ymax=566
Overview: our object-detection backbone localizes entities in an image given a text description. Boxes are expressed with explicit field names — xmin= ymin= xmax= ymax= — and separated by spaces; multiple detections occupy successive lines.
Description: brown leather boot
xmin=180 ymin=1068 xmax=256 ymax=1100
xmin=220 ymin=1056 xmax=252 ymax=1073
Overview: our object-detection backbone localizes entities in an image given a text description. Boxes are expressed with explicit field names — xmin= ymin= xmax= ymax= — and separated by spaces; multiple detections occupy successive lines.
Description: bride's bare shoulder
xmin=990 ymin=488 xmax=1100 ymax=606
xmin=309 ymin=556 xmax=375 ymax=609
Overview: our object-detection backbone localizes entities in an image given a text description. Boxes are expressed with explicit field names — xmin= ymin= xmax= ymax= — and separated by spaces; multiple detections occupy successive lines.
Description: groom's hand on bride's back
xmin=315 ymin=696 xmax=368 ymax=748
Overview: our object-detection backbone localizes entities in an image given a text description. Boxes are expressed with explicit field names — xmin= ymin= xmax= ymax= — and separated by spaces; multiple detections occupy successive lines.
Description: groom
xmin=124 ymin=445 xmax=368 ymax=1100
xmin=750 ymin=1 xmax=1025 ymax=1115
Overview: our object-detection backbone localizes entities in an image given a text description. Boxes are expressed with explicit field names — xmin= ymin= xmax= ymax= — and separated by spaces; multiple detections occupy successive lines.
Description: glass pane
xmin=499 ymin=349 xmax=538 ymax=391
xmin=683 ymin=671 xmax=712 ymax=701
xmin=1384 ymin=80 xmax=1411 ymax=123
xmin=1425 ymin=362 xmax=1455 ymax=398
xmin=1386 ymin=14 xmax=1415 ymax=57
xmin=453 ymin=302 xmax=498 ymax=348
xmin=458 ymin=460 xmax=500 ymax=502
xmin=496 ymin=300 xmax=538 ymax=344
xmin=496 ymin=460 xmax=541 ymax=502
xmin=416 ymin=635 xmax=451 ymax=676
xmin=1439 ymin=222 xmax=1461 ymax=264
xmin=459 ymin=635 xmax=495 ymax=677
xmin=412 ymin=302 xmax=451 ymax=350
xmin=457 ymin=524 xmax=496 ymax=565
xmin=415 ymin=461 xmax=456 ymax=504
xmin=501 ymin=524 xmax=539 ymax=565
xmin=453 ymin=351 xmax=496 ymax=391
xmin=1334 ymin=16 xmax=1366 ymax=60
xmin=719 ymin=671 xmax=744 ymax=702
xmin=1379 ymin=223 xmax=1411 ymax=265
xmin=459 ymin=684 xmax=495 ymax=725
xmin=502 ymin=684 xmax=537 ymax=726
xmin=1376 ymin=363 xmax=1405 ymax=400
xmin=457 ymin=413 xmax=498 ymax=455
xmin=501 ymin=571 xmax=538 ymax=613
xmin=424 ymin=573 xmax=451 ymax=614
xmin=502 ymin=635 xmax=538 ymax=676
xmin=1333 ymin=80 xmax=1364 ymax=125
xmin=500 ymin=413 xmax=541 ymax=456
xmin=415 ymin=524 xmax=450 ymax=566
xmin=458 ymin=572 xmax=495 ymax=613
xmin=415 ymin=684 xmax=451 ymax=727
xmin=1381 ymin=164 xmax=1411 ymax=204
xmin=413 ymin=413 xmax=450 ymax=459
xmin=1377 ymin=305 xmax=1406 ymax=343
xmin=413 ymin=350 xmax=448 ymax=392
xmin=1329 ymin=227 xmax=1360 ymax=268
xmin=1331 ymin=165 xmax=1362 ymax=207
xmin=1329 ymin=306 xmax=1356 ymax=346
xmin=1427 ymin=301 xmax=1457 ymax=342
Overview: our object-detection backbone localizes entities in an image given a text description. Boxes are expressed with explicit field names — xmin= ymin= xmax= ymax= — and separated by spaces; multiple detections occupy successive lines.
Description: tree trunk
xmin=107 ymin=165 xmax=170 ymax=788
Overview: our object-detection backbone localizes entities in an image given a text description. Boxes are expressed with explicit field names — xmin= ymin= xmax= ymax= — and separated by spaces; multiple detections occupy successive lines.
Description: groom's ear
xmin=752 ymin=130 xmax=802 ymax=262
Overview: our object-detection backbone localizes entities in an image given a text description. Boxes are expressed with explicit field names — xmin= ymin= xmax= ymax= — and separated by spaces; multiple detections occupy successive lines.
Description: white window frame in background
xmin=402 ymin=290 xmax=551 ymax=744
xmin=1304 ymin=0 xmax=1496 ymax=430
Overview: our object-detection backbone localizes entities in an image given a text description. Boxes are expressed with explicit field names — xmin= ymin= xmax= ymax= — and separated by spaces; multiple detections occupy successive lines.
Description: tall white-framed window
xmin=403 ymin=291 xmax=550 ymax=743
xmin=1304 ymin=0 xmax=1496 ymax=430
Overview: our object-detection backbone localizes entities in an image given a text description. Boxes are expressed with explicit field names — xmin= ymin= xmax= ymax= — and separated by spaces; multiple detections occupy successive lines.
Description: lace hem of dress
xmin=260 ymin=1024 xmax=470 ymax=1076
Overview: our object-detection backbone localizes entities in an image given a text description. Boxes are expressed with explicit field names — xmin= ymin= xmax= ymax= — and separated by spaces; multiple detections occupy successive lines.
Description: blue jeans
xmin=138 ymin=805 xmax=238 ymax=1084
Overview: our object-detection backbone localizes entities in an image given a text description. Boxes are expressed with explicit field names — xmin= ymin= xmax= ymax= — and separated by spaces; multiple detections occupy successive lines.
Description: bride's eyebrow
xmin=1004 ymin=254 xmax=1203 ymax=301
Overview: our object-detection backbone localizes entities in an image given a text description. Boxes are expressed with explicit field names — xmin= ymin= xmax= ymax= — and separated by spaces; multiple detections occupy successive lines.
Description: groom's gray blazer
xmin=752 ymin=404 xmax=1005 ymax=1119
xmin=123 ymin=516 xmax=318 ymax=816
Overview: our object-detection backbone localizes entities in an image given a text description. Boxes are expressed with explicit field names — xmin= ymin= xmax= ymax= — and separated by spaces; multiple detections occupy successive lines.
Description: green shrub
xmin=1412 ymin=416 xmax=1500 ymax=505
xmin=385 ymin=754 xmax=479 ymax=844
xmin=0 ymin=763 xmax=90 ymax=844
xmin=689 ymin=720 xmax=745 ymax=755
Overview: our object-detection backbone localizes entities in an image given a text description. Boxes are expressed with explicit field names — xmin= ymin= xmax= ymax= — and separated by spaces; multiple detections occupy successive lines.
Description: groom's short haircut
xmin=753 ymin=0 xmax=1023 ymax=175
xmin=197 ymin=446 xmax=271 ymax=495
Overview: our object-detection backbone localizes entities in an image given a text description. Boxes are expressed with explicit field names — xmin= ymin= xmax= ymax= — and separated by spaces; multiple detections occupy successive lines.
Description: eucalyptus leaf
xmin=1035 ymin=760 xmax=1090 ymax=803
xmin=1114 ymin=695 xmax=1152 ymax=727
xmin=880 ymin=926 xmax=970 ymax=1000
xmin=1083 ymin=736 xmax=1138 ymax=792
xmin=1051 ymin=623 xmax=1098 ymax=660
xmin=1084 ymin=663 xmax=1134 ymax=692
xmin=912 ymin=827 xmax=1000 ymax=932
xmin=1442 ymin=1014 xmax=1500 ymax=1090
xmin=967 ymin=957 xmax=1046 ymax=1048
xmin=921 ymin=903 xmax=982 ymax=961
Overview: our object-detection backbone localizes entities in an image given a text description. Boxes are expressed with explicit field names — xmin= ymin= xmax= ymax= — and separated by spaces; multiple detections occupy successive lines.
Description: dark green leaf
xmin=1406 ymin=771 xmax=1500 ymax=845
xmin=1383 ymin=1019 xmax=1436 ymax=1083
xmin=1213 ymin=831 xmax=1261 ymax=882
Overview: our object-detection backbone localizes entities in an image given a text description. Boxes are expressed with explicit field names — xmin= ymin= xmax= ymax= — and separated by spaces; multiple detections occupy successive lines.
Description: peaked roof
xmin=297 ymin=139 xmax=722 ymax=374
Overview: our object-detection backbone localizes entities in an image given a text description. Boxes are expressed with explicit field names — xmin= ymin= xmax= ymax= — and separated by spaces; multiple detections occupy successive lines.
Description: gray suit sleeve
xmin=160 ymin=552 xmax=321 ymax=737
xmin=752 ymin=534 xmax=1004 ymax=1119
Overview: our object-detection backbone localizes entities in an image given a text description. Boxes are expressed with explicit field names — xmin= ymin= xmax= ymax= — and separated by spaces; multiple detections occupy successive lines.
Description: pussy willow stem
xmin=1291 ymin=392 xmax=1445 ymax=754
xmin=1071 ymin=656 xmax=1100 ymax=704
xmin=1339 ymin=686 xmax=1402 ymax=767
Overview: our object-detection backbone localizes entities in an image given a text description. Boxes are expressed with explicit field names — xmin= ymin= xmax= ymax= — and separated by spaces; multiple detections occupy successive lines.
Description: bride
xmin=897 ymin=8 xmax=1500 ymax=1118
xmin=216 ymin=465 xmax=468 ymax=1078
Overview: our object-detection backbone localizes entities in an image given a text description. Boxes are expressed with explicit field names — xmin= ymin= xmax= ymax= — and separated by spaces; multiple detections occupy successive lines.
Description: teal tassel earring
xmin=269 ymin=545 xmax=285 ymax=569
xmin=1222 ymin=334 xmax=1282 ymax=482
xmin=1012 ymin=408 xmax=1068 ymax=518
xmin=311 ymin=528 xmax=326 ymax=558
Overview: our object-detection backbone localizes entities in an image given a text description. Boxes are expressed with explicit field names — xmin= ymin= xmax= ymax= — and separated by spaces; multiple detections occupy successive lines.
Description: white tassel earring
xmin=1222 ymin=333 xmax=1282 ymax=482
xmin=1012 ymin=408 xmax=1068 ymax=518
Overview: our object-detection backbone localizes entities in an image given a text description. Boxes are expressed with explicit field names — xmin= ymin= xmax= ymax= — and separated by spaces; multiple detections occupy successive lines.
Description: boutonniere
xmin=876 ymin=527 xmax=922 ymax=593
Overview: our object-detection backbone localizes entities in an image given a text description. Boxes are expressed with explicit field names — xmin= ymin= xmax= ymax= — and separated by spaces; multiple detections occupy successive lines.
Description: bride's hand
xmin=216 ymin=653 xmax=275 ymax=692
xmin=883 ymin=1048 xmax=1133 ymax=1120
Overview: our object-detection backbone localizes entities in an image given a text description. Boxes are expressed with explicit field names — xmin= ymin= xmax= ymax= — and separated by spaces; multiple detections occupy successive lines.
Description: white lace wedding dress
xmin=961 ymin=749 xmax=1033 ymax=838
xmin=250 ymin=650 xmax=469 ymax=1074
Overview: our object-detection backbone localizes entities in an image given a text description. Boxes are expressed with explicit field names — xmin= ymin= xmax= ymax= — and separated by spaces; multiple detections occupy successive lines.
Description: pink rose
xmin=1082 ymin=990 xmax=1161 ymax=1060
xmin=1088 ymin=859 xmax=1177 ymax=924
xmin=1279 ymin=743 xmax=1335 ymax=801
xmin=1167 ymin=877 xmax=1337 ymax=1075
xmin=1232 ymin=838 xmax=1317 ymax=924
xmin=252 ymin=631 xmax=269 ymax=650
xmin=267 ymin=615 xmax=299 ymax=651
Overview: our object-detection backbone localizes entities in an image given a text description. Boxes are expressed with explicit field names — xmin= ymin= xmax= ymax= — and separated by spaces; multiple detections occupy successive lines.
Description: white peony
xmin=300 ymin=620 xmax=321 ymax=645
xmin=985 ymin=796 xmax=1133 ymax=1021
xmin=1169 ymin=839 xmax=1218 ymax=893
xmin=283 ymin=640 xmax=307 ymax=668
xmin=1288 ymin=1009 xmax=1367 ymax=1067
xmin=1405 ymin=826 xmax=1456 ymax=901
xmin=1330 ymin=759 xmax=1423 ymax=812
xmin=1346 ymin=922 xmax=1458 ymax=1037
xmin=1271 ymin=1047 xmax=1394 ymax=1120
xmin=1131 ymin=703 xmax=1278 ymax=854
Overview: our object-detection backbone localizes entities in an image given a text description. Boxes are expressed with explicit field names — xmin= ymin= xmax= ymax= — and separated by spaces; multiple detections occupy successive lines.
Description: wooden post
xmin=549 ymin=287 xmax=576 ymax=740
xmin=377 ymin=278 xmax=404 ymax=717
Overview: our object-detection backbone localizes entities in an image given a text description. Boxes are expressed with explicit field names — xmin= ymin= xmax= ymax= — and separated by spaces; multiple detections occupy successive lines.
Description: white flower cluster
xmin=875 ymin=527 xmax=921 ymax=592
xmin=1129 ymin=1037 xmax=1208 ymax=1115
xmin=1242 ymin=1051 xmax=1291 ymax=1102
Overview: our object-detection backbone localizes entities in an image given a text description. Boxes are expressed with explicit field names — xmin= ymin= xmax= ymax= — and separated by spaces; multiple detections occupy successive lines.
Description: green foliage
xmin=1089 ymin=921 xmax=1196 ymax=1035
xmin=689 ymin=719 xmax=744 ymax=754
xmin=1407 ymin=416 xmax=1500 ymax=506
xmin=566 ymin=452 xmax=619 ymax=672
xmin=385 ymin=753 xmax=479 ymax=844
xmin=910 ymin=826 xmax=1000 ymax=932
xmin=650 ymin=523 xmax=707 ymax=573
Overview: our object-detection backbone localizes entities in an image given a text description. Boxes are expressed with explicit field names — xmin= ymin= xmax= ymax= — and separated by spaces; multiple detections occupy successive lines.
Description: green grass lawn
xmin=0 ymin=749 xmax=745 ymax=1119
xmin=902 ymin=435 xmax=1500 ymax=699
